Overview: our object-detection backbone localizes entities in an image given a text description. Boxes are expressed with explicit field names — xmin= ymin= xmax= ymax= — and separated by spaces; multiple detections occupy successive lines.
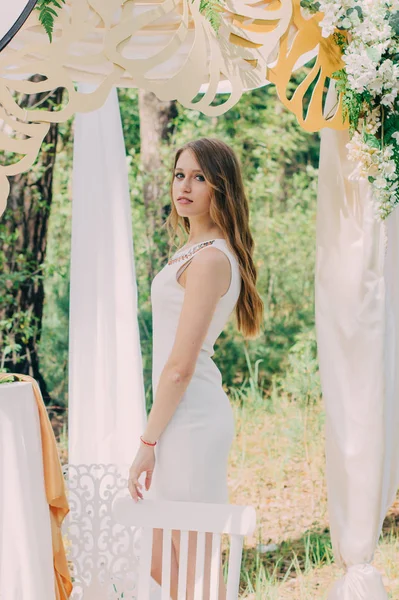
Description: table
xmin=0 ymin=381 xmax=55 ymax=600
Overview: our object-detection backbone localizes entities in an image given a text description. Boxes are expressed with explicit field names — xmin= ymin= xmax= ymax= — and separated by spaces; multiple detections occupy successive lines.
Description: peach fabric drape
xmin=0 ymin=374 xmax=72 ymax=599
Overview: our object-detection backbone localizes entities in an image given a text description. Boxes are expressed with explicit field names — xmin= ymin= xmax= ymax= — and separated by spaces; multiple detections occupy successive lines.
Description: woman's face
xmin=172 ymin=149 xmax=212 ymax=216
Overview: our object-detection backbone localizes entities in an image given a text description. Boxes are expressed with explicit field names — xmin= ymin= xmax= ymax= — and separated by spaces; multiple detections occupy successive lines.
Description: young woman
xmin=128 ymin=137 xmax=264 ymax=599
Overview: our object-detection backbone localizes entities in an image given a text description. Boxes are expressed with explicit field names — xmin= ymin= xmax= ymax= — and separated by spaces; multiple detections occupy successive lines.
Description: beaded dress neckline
xmin=168 ymin=238 xmax=227 ymax=265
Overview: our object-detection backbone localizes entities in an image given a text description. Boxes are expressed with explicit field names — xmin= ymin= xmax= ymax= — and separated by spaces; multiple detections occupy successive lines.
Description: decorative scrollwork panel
xmin=62 ymin=463 xmax=147 ymax=600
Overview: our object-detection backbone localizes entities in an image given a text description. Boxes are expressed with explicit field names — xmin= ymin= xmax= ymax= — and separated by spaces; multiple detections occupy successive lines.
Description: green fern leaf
xmin=197 ymin=0 xmax=224 ymax=33
xmin=35 ymin=0 xmax=66 ymax=42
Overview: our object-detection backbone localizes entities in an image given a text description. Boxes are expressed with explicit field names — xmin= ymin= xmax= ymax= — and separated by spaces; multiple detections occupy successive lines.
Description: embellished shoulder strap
xmin=168 ymin=239 xmax=216 ymax=265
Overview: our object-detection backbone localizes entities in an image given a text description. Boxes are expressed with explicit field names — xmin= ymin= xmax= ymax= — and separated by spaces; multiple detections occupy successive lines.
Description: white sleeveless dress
xmin=145 ymin=238 xmax=242 ymax=504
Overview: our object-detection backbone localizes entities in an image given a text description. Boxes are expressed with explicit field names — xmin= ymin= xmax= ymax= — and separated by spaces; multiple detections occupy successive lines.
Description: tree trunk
xmin=0 ymin=79 xmax=63 ymax=404
xmin=138 ymin=90 xmax=177 ymax=284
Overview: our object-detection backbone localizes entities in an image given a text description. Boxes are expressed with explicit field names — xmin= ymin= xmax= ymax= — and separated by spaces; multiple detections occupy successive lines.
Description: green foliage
xmin=34 ymin=72 xmax=320 ymax=411
xmin=35 ymin=0 xmax=65 ymax=42
xmin=0 ymin=206 xmax=43 ymax=372
xmin=240 ymin=528 xmax=333 ymax=592
xmin=389 ymin=11 xmax=399 ymax=37
xmin=37 ymin=0 xmax=222 ymax=39
xmin=197 ymin=0 xmax=224 ymax=33
xmin=277 ymin=330 xmax=322 ymax=406
xmin=0 ymin=376 xmax=15 ymax=384
xmin=299 ymin=0 xmax=320 ymax=14
xmin=382 ymin=111 xmax=399 ymax=146
xmin=37 ymin=119 xmax=72 ymax=407
xmin=332 ymin=32 xmax=348 ymax=52
xmin=364 ymin=132 xmax=380 ymax=149
xmin=332 ymin=69 xmax=363 ymax=133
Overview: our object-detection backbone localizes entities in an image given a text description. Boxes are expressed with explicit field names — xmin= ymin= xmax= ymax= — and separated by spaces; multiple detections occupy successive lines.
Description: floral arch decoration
xmin=0 ymin=0 xmax=345 ymax=217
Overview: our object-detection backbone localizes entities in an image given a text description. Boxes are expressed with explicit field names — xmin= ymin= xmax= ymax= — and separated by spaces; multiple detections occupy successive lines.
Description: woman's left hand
xmin=128 ymin=443 xmax=156 ymax=502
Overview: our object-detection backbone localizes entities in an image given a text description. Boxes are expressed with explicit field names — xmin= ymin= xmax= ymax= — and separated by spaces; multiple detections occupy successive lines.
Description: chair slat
xmin=194 ymin=531 xmax=206 ymax=600
xmin=226 ymin=535 xmax=244 ymax=600
xmin=177 ymin=530 xmax=189 ymax=600
xmin=113 ymin=497 xmax=256 ymax=536
xmin=209 ymin=533 xmax=221 ymax=600
xmin=138 ymin=527 xmax=153 ymax=600
xmin=162 ymin=528 xmax=172 ymax=600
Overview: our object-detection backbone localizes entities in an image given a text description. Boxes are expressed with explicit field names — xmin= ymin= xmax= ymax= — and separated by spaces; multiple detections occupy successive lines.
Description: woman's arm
xmin=141 ymin=248 xmax=231 ymax=443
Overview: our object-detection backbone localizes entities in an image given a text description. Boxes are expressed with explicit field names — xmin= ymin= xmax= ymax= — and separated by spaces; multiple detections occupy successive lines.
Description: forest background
xmin=2 ymin=76 xmax=399 ymax=598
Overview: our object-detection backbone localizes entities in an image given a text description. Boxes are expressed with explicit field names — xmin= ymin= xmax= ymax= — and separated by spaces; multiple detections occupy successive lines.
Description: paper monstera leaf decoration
xmin=0 ymin=0 xmax=347 ymax=216
xmin=266 ymin=1 xmax=346 ymax=132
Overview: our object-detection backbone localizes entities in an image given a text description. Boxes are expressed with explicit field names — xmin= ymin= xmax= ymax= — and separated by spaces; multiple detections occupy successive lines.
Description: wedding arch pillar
xmin=68 ymin=83 xmax=147 ymax=470
xmin=315 ymin=123 xmax=399 ymax=599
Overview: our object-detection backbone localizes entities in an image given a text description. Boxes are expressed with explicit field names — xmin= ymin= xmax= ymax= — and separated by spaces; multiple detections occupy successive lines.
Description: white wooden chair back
xmin=112 ymin=497 xmax=257 ymax=600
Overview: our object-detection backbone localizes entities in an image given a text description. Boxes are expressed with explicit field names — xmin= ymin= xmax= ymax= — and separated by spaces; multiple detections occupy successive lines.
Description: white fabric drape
xmin=68 ymin=83 xmax=147 ymax=469
xmin=315 ymin=123 xmax=399 ymax=598
xmin=0 ymin=382 xmax=55 ymax=600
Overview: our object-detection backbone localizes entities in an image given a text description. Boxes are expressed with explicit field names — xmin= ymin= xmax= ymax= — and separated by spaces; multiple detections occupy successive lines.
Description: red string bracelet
xmin=140 ymin=435 xmax=157 ymax=446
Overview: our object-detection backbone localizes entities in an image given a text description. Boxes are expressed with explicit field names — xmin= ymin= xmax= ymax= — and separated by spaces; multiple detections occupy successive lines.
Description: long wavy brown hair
xmin=164 ymin=137 xmax=264 ymax=340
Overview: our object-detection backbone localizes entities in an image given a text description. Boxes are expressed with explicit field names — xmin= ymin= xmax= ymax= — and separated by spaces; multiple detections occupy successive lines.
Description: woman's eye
xmin=174 ymin=172 xmax=205 ymax=181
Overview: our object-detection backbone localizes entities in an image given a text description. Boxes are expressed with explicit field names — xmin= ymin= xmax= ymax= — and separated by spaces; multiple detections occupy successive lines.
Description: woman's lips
xmin=177 ymin=198 xmax=193 ymax=204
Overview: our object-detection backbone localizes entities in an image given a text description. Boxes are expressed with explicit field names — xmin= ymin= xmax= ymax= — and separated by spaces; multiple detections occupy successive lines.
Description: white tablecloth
xmin=0 ymin=381 xmax=55 ymax=600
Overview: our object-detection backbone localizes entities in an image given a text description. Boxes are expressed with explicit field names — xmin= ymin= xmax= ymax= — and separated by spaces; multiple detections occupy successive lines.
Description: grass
xmin=54 ymin=352 xmax=399 ymax=598
xmin=225 ymin=365 xmax=399 ymax=598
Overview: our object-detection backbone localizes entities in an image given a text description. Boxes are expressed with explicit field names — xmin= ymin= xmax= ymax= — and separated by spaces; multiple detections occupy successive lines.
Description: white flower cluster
xmin=347 ymin=132 xmax=399 ymax=219
xmin=317 ymin=1 xmax=353 ymax=38
xmin=317 ymin=0 xmax=398 ymax=39
xmin=313 ymin=0 xmax=399 ymax=219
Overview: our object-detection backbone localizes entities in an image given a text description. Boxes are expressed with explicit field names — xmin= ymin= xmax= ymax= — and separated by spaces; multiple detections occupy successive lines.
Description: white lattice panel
xmin=62 ymin=463 xmax=155 ymax=600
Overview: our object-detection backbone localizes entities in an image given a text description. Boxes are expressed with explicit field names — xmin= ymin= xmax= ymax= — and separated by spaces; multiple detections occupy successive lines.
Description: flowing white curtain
xmin=68 ymin=83 xmax=147 ymax=470
xmin=315 ymin=123 xmax=399 ymax=599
